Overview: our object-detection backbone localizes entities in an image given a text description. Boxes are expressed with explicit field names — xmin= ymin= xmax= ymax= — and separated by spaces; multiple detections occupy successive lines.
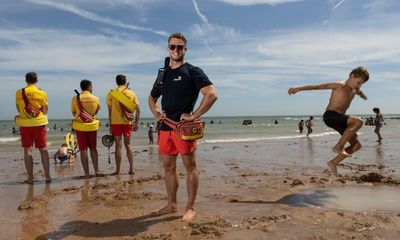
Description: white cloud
xmin=0 ymin=27 xmax=164 ymax=73
xmin=25 ymin=0 xmax=168 ymax=36
xmin=215 ymin=0 xmax=305 ymax=6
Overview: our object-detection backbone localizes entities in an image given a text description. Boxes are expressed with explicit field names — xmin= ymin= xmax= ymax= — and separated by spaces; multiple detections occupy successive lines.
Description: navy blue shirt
xmin=150 ymin=62 xmax=212 ymax=130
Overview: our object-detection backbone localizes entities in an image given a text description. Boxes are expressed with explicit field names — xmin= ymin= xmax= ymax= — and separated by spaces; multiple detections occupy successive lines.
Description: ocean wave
xmin=0 ymin=137 xmax=20 ymax=143
xmin=203 ymin=131 xmax=338 ymax=144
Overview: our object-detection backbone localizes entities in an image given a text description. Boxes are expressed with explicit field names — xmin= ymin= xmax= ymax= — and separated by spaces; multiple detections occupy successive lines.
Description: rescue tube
xmin=65 ymin=132 xmax=76 ymax=161
xmin=71 ymin=119 xmax=100 ymax=132
xmin=109 ymin=90 xmax=137 ymax=112
xmin=15 ymin=115 xmax=48 ymax=127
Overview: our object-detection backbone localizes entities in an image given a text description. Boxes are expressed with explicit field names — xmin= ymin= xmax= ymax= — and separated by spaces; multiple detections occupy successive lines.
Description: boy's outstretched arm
xmin=288 ymin=82 xmax=342 ymax=95
xmin=356 ymin=89 xmax=368 ymax=100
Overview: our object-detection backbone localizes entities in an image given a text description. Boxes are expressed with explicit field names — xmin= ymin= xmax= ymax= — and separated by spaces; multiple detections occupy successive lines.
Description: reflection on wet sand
xmin=20 ymin=184 xmax=51 ymax=238
xmin=375 ymin=143 xmax=384 ymax=169
xmin=307 ymin=138 xmax=314 ymax=164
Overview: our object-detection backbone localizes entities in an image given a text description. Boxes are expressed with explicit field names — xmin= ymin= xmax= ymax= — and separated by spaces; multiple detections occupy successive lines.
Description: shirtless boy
xmin=54 ymin=144 xmax=70 ymax=163
xmin=288 ymin=66 xmax=369 ymax=176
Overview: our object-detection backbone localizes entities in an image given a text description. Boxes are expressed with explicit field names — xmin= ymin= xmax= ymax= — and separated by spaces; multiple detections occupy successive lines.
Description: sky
xmin=1 ymin=0 xmax=400 ymax=120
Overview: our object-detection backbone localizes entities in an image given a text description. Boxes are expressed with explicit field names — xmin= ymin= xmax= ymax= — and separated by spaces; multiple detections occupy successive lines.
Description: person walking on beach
xmin=288 ymin=66 xmax=369 ymax=176
xmin=15 ymin=72 xmax=51 ymax=184
xmin=106 ymin=74 xmax=140 ymax=175
xmin=71 ymin=80 xmax=101 ymax=178
xmin=305 ymin=116 xmax=314 ymax=137
xmin=148 ymin=125 xmax=154 ymax=144
xmin=148 ymin=32 xmax=218 ymax=222
xmin=298 ymin=120 xmax=304 ymax=134
xmin=373 ymin=107 xmax=383 ymax=142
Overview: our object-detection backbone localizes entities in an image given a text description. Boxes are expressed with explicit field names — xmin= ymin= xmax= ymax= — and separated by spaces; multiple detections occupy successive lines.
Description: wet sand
xmin=1 ymin=128 xmax=400 ymax=239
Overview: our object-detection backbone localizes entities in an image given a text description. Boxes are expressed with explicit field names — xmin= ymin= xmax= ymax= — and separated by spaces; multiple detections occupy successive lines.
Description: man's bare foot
xmin=182 ymin=208 xmax=196 ymax=222
xmin=25 ymin=178 xmax=34 ymax=184
xmin=128 ymin=170 xmax=135 ymax=175
xmin=151 ymin=205 xmax=177 ymax=216
xmin=110 ymin=171 xmax=119 ymax=176
xmin=327 ymin=161 xmax=338 ymax=177
xmin=332 ymin=146 xmax=351 ymax=157
xmin=95 ymin=173 xmax=105 ymax=177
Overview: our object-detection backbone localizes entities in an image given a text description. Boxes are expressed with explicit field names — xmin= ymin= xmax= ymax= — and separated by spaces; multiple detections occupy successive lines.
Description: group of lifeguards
xmin=15 ymin=72 xmax=140 ymax=183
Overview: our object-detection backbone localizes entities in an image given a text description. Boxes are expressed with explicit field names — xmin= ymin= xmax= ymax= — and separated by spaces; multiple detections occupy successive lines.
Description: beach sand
xmin=1 ymin=129 xmax=400 ymax=240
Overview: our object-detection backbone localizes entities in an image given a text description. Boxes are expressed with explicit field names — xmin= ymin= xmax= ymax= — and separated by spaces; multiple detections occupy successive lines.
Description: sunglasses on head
xmin=168 ymin=44 xmax=185 ymax=51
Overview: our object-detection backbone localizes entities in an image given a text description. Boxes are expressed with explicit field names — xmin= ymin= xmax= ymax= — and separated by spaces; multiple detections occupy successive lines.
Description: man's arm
xmin=181 ymin=85 xmax=218 ymax=121
xmin=148 ymin=96 xmax=163 ymax=122
xmin=107 ymin=105 xmax=112 ymax=133
xmin=132 ymin=106 xmax=140 ymax=131
xmin=288 ymin=82 xmax=342 ymax=95
xmin=42 ymin=105 xmax=48 ymax=114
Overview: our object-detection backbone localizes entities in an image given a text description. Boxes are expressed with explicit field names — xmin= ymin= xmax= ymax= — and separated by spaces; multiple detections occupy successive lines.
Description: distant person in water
xmin=298 ymin=120 xmax=304 ymax=134
xmin=289 ymin=66 xmax=369 ymax=177
xmin=305 ymin=116 xmax=313 ymax=137
xmin=373 ymin=107 xmax=383 ymax=142
xmin=148 ymin=125 xmax=154 ymax=144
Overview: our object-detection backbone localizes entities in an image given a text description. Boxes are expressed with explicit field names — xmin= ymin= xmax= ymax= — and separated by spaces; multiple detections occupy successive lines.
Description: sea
xmin=1 ymin=114 xmax=399 ymax=149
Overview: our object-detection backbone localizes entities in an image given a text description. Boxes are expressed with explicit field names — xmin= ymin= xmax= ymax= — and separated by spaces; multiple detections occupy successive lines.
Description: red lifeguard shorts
xmin=111 ymin=124 xmax=132 ymax=137
xmin=75 ymin=130 xmax=97 ymax=151
xmin=20 ymin=126 xmax=47 ymax=149
xmin=158 ymin=130 xmax=196 ymax=155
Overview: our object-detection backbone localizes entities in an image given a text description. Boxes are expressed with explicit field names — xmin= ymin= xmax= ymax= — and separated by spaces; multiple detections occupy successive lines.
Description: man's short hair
xmin=25 ymin=72 xmax=38 ymax=84
xmin=373 ymin=107 xmax=380 ymax=113
xmin=80 ymin=79 xmax=92 ymax=91
xmin=168 ymin=32 xmax=187 ymax=46
xmin=116 ymin=74 xmax=126 ymax=86
xmin=350 ymin=66 xmax=369 ymax=82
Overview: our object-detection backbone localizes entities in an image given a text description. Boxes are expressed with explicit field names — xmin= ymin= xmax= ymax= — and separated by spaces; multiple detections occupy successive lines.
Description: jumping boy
xmin=288 ymin=66 xmax=369 ymax=176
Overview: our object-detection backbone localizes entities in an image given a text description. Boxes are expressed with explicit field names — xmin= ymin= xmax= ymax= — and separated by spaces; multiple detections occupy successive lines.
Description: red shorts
xmin=75 ymin=130 xmax=97 ymax=151
xmin=20 ymin=126 xmax=47 ymax=149
xmin=158 ymin=130 xmax=196 ymax=155
xmin=111 ymin=124 xmax=132 ymax=137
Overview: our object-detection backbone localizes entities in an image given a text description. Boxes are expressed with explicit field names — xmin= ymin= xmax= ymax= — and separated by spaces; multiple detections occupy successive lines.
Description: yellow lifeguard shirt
xmin=106 ymin=86 xmax=139 ymax=125
xmin=15 ymin=84 xmax=48 ymax=118
xmin=71 ymin=91 xmax=100 ymax=121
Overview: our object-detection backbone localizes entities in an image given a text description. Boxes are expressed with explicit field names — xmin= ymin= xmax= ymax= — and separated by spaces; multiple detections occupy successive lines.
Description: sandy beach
xmin=1 ymin=123 xmax=400 ymax=240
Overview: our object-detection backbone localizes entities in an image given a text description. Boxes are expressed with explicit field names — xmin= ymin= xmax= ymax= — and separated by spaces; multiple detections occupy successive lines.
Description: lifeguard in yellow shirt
xmin=71 ymin=79 xmax=101 ymax=178
xmin=15 ymin=72 xmax=51 ymax=184
xmin=106 ymin=74 xmax=140 ymax=175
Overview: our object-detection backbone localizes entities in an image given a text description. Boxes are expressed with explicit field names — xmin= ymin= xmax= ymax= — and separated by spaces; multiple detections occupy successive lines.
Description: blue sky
xmin=1 ymin=0 xmax=399 ymax=120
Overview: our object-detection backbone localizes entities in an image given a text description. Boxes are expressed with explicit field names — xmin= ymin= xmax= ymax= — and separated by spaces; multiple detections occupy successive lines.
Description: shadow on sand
xmin=37 ymin=213 xmax=181 ymax=239
xmin=230 ymin=190 xmax=335 ymax=207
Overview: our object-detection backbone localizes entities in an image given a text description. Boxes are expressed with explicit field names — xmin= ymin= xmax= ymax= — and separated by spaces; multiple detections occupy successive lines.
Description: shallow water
xmin=279 ymin=185 xmax=400 ymax=212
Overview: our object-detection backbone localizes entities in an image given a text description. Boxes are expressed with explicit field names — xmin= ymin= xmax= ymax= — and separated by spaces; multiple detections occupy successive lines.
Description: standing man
xmin=71 ymin=79 xmax=101 ymax=178
xmin=106 ymin=74 xmax=140 ymax=175
xmin=148 ymin=32 xmax=218 ymax=222
xmin=298 ymin=119 xmax=304 ymax=134
xmin=15 ymin=72 xmax=51 ymax=184
xmin=373 ymin=107 xmax=383 ymax=142
xmin=305 ymin=116 xmax=314 ymax=137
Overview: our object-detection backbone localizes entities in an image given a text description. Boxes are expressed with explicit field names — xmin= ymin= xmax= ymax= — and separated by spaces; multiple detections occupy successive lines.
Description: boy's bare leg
xmin=24 ymin=147 xmax=34 ymax=184
xmin=112 ymin=136 xmax=123 ymax=175
xmin=80 ymin=150 xmax=90 ymax=178
xmin=124 ymin=136 xmax=134 ymax=175
xmin=328 ymin=136 xmax=361 ymax=176
xmin=333 ymin=117 xmax=363 ymax=156
xmin=39 ymin=148 xmax=51 ymax=182
xmin=181 ymin=152 xmax=198 ymax=222
xmin=152 ymin=154 xmax=178 ymax=215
